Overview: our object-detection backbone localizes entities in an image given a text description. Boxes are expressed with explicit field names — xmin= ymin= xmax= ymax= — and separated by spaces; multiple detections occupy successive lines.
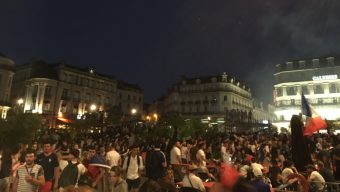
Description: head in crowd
xmin=25 ymin=148 xmax=36 ymax=165
xmin=42 ymin=140 xmax=53 ymax=154
xmin=130 ymin=145 xmax=139 ymax=157
xmin=174 ymin=140 xmax=181 ymax=148
xmin=110 ymin=166 xmax=124 ymax=184
xmin=87 ymin=146 xmax=96 ymax=159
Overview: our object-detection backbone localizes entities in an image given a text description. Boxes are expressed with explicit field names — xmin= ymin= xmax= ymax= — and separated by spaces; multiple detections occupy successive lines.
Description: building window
xmin=133 ymin=96 xmax=136 ymax=101
xmin=8 ymin=77 xmax=12 ymax=87
xmin=224 ymin=96 xmax=228 ymax=101
xmin=73 ymin=91 xmax=80 ymax=102
xmin=95 ymin=95 xmax=101 ymax=104
xmin=43 ymin=101 xmax=50 ymax=111
xmin=32 ymin=85 xmax=38 ymax=97
xmin=286 ymin=87 xmax=296 ymax=96
xmin=276 ymin=88 xmax=283 ymax=96
xmin=105 ymin=97 xmax=111 ymax=105
xmin=61 ymin=89 xmax=69 ymax=100
xmin=85 ymin=93 xmax=90 ymax=102
xmin=329 ymin=83 xmax=338 ymax=93
xmin=314 ymin=85 xmax=324 ymax=94
xmin=127 ymin=95 xmax=131 ymax=100
xmin=73 ymin=105 xmax=78 ymax=114
xmin=45 ymin=86 xmax=52 ymax=98
xmin=301 ymin=86 xmax=309 ymax=95
xmin=139 ymin=97 xmax=141 ymax=102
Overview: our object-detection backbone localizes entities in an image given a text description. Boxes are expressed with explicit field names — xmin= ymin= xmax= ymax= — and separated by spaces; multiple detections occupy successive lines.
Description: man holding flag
xmin=291 ymin=94 xmax=328 ymax=172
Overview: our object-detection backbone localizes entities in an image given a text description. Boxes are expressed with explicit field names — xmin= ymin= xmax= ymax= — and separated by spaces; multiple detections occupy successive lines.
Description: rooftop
xmin=275 ymin=54 xmax=340 ymax=73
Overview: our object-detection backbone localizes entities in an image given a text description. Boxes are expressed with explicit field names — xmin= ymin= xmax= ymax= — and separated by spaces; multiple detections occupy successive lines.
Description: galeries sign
xmin=312 ymin=75 xmax=338 ymax=81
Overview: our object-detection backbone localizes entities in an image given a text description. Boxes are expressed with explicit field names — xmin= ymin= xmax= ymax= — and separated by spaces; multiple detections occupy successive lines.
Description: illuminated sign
xmin=312 ymin=75 xmax=338 ymax=81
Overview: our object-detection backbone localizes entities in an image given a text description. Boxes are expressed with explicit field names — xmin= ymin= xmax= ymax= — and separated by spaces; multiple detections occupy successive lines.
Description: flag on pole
xmin=301 ymin=94 xmax=327 ymax=136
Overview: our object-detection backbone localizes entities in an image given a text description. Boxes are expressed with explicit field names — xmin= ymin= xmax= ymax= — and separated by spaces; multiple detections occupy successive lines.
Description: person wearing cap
xmin=182 ymin=164 xmax=206 ymax=192
xmin=306 ymin=164 xmax=325 ymax=192
xmin=58 ymin=149 xmax=87 ymax=191
xmin=250 ymin=167 xmax=271 ymax=192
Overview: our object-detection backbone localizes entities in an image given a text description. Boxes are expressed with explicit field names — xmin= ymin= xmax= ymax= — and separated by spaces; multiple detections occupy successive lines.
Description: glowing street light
xmin=146 ymin=116 xmax=151 ymax=121
xmin=207 ymin=116 xmax=211 ymax=121
xmin=131 ymin=108 xmax=137 ymax=115
xmin=17 ymin=98 xmax=24 ymax=105
xmin=153 ymin=113 xmax=158 ymax=121
xmin=90 ymin=104 xmax=97 ymax=111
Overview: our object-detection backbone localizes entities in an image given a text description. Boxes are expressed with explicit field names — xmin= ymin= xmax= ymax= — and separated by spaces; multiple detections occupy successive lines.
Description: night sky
xmin=1 ymin=0 xmax=340 ymax=103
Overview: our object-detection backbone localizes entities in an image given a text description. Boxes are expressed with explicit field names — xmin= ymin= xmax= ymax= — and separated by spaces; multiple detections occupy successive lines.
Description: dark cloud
xmin=1 ymin=0 xmax=340 ymax=103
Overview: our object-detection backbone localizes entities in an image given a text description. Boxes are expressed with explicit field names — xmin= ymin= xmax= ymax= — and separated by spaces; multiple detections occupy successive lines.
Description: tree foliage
xmin=0 ymin=113 xmax=44 ymax=147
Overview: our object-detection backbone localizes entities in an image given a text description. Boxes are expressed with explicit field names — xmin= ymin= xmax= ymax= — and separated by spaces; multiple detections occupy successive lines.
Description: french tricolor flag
xmin=301 ymin=94 xmax=327 ymax=136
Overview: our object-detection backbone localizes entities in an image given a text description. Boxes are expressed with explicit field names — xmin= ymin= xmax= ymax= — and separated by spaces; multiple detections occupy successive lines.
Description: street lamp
xmin=153 ymin=113 xmax=158 ymax=121
xmin=90 ymin=104 xmax=97 ymax=111
xmin=17 ymin=98 xmax=24 ymax=105
xmin=146 ymin=116 xmax=151 ymax=121
xmin=131 ymin=108 xmax=137 ymax=115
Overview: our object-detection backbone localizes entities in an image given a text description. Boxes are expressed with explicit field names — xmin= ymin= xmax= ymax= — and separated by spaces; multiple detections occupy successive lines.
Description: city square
xmin=1 ymin=1 xmax=340 ymax=192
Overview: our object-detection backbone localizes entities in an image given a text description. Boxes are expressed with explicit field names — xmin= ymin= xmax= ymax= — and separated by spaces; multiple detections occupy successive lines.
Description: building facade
xmin=150 ymin=73 xmax=275 ymax=124
xmin=0 ymin=53 xmax=15 ymax=119
xmin=11 ymin=61 xmax=119 ymax=127
xmin=274 ymin=55 xmax=340 ymax=121
xmin=116 ymin=80 xmax=143 ymax=115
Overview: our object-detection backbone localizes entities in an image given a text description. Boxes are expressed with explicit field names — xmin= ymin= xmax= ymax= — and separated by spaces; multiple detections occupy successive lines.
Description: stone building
xmin=0 ymin=52 xmax=15 ymax=119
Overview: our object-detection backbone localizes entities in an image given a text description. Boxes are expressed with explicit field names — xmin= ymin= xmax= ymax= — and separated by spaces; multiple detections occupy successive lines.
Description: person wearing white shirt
xmin=306 ymin=165 xmax=325 ymax=192
xmin=281 ymin=160 xmax=297 ymax=184
xmin=181 ymin=141 xmax=189 ymax=163
xmin=170 ymin=141 xmax=182 ymax=165
xmin=221 ymin=141 xmax=231 ymax=164
xmin=123 ymin=146 xmax=144 ymax=192
xmin=196 ymin=143 xmax=207 ymax=168
xmin=106 ymin=144 xmax=121 ymax=168
xmin=182 ymin=165 xmax=206 ymax=192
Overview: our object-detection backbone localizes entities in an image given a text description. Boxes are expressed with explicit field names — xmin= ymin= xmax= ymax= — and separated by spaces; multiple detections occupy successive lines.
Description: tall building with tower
xmin=0 ymin=52 xmax=15 ymax=119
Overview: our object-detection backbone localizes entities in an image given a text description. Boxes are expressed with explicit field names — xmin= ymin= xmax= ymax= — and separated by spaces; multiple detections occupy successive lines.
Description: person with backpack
xmin=145 ymin=142 xmax=177 ymax=192
xmin=58 ymin=149 xmax=86 ymax=191
xmin=123 ymin=145 xmax=144 ymax=192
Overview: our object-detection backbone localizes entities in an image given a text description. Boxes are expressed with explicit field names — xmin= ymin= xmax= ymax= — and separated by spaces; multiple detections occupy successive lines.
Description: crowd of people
xmin=0 ymin=125 xmax=340 ymax=192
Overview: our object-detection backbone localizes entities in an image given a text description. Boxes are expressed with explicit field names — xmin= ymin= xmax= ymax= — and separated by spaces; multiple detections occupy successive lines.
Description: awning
xmin=57 ymin=117 xmax=73 ymax=124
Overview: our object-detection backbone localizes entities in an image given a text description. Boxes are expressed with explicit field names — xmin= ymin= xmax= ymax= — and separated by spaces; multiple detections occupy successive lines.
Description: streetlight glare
xmin=131 ymin=108 xmax=137 ymax=114
xmin=17 ymin=98 xmax=24 ymax=105
xmin=90 ymin=104 xmax=97 ymax=111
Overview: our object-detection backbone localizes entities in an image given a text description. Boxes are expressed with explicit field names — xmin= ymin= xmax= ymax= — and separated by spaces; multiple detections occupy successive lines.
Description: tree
xmin=0 ymin=113 xmax=44 ymax=147
xmin=105 ymin=106 xmax=123 ymax=126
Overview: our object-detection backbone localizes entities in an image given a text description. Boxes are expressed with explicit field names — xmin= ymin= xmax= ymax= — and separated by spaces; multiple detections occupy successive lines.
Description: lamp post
xmin=90 ymin=104 xmax=97 ymax=111
xmin=16 ymin=98 xmax=24 ymax=113
xmin=153 ymin=113 xmax=158 ymax=121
